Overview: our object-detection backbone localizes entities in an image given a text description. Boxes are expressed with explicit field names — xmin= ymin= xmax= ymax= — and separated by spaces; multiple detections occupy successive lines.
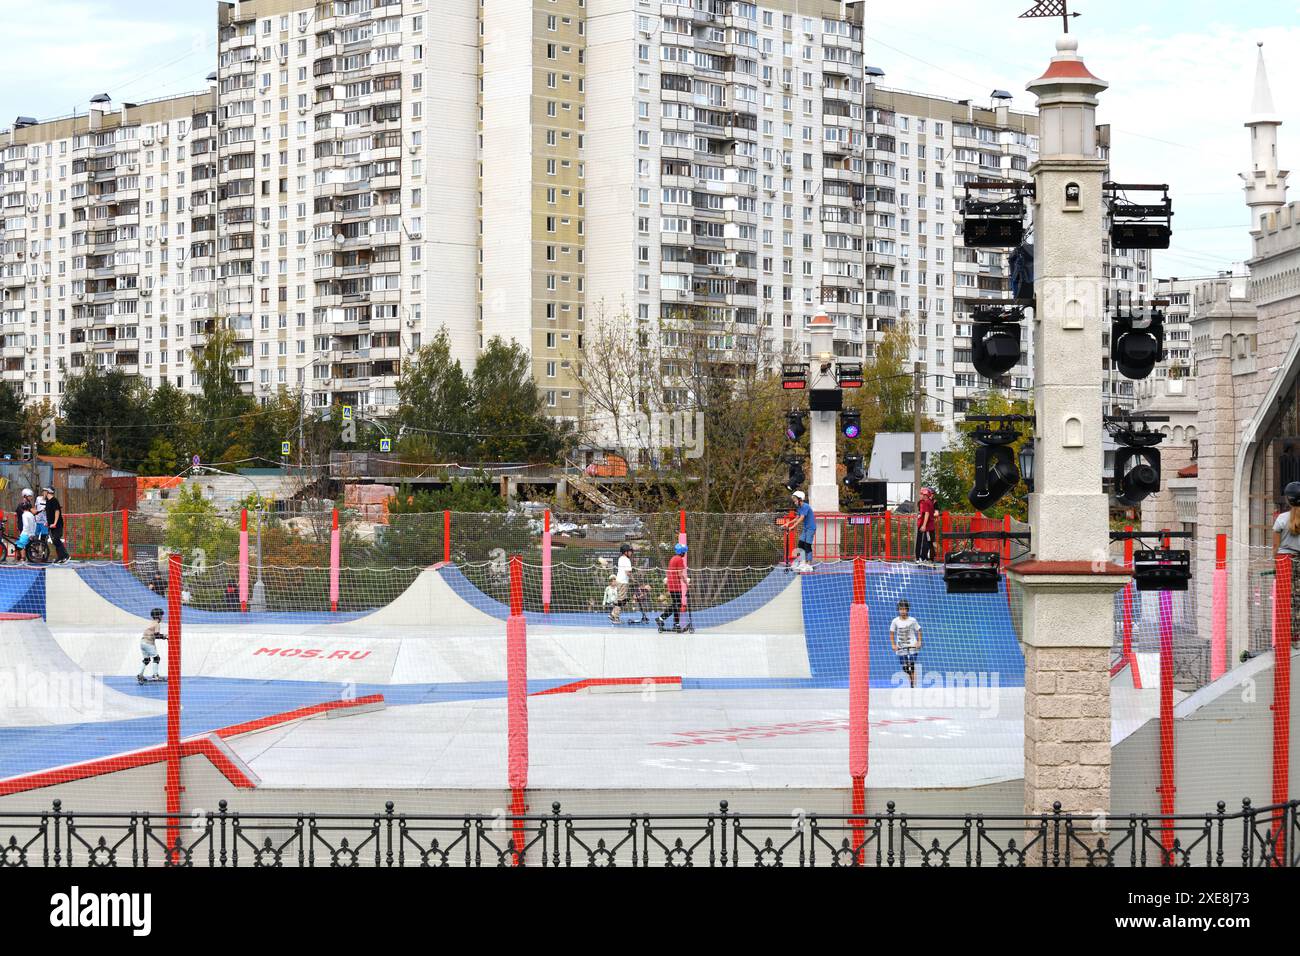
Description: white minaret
xmin=1242 ymin=42 xmax=1289 ymax=230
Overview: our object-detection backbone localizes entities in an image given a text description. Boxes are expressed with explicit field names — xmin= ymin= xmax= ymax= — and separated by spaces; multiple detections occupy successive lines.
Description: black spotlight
xmin=841 ymin=410 xmax=861 ymax=440
xmin=1111 ymin=307 xmax=1165 ymax=380
xmin=785 ymin=455 xmax=806 ymax=490
xmin=944 ymin=549 xmax=1001 ymax=594
xmin=785 ymin=411 xmax=807 ymax=442
xmin=843 ymin=454 xmax=866 ymax=484
xmin=968 ymin=425 xmax=1021 ymax=513
xmin=1132 ymin=548 xmax=1190 ymax=592
xmin=1106 ymin=182 xmax=1173 ymax=250
xmin=971 ymin=305 xmax=1024 ymax=380
xmin=961 ymin=182 xmax=1029 ymax=249
xmin=1112 ymin=425 xmax=1164 ymax=507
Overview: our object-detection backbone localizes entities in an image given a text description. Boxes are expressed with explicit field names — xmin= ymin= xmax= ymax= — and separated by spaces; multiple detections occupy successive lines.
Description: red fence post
xmin=239 ymin=509 xmax=249 ymax=613
xmin=121 ymin=509 xmax=130 ymax=567
xmin=1003 ymin=514 xmax=1012 ymax=562
xmin=848 ymin=556 xmax=870 ymax=862
xmin=941 ymin=511 xmax=952 ymax=561
xmin=541 ymin=510 xmax=552 ymax=614
xmin=443 ymin=510 xmax=451 ymax=565
xmin=678 ymin=509 xmax=687 ymax=548
xmin=329 ymin=508 xmax=341 ymax=613
xmin=507 ymin=554 xmax=528 ymax=865
xmin=1272 ymin=553 xmax=1293 ymax=866
xmin=165 ymin=552 xmax=183 ymax=854
xmin=1122 ymin=525 xmax=1138 ymax=688
xmin=883 ymin=510 xmax=892 ymax=562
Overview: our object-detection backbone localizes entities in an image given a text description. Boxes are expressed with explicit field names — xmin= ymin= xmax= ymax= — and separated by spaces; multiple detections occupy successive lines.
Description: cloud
xmin=863 ymin=2 xmax=1300 ymax=277
xmin=0 ymin=0 xmax=214 ymax=122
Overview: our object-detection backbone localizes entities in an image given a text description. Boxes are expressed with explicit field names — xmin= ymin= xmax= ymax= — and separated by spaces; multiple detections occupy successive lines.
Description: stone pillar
xmin=1010 ymin=35 xmax=1128 ymax=818
xmin=806 ymin=313 xmax=842 ymax=555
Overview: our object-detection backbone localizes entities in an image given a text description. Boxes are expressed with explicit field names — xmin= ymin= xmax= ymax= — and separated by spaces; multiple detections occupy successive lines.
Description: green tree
xmin=60 ymin=368 xmax=152 ymax=469
xmin=469 ymin=336 xmax=573 ymax=462
xmin=147 ymin=382 xmax=198 ymax=463
xmin=163 ymin=484 xmax=238 ymax=564
xmin=394 ymin=327 xmax=473 ymax=460
xmin=192 ymin=324 xmax=256 ymax=462
xmin=0 ymin=385 xmax=23 ymax=457
xmin=841 ymin=320 xmax=941 ymax=468
xmin=923 ymin=392 xmax=1034 ymax=522
xmin=140 ymin=438 xmax=183 ymax=476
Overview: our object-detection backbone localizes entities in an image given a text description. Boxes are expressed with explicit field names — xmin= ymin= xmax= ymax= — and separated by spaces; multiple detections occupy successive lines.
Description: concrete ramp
xmin=0 ymin=613 xmax=164 ymax=726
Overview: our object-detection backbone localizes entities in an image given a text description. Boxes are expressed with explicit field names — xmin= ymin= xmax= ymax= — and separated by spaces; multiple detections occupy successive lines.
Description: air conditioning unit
xmin=159 ymin=237 xmax=168 ymax=245
xmin=145 ymin=239 xmax=153 ymax=246
xmin=141 ymin=289 xmax=152 ymax=296
xmin=143 ymin=137 xmax=155 ymax=146
xmin=128 ymin=164 xmax=138 ymax=172
xmin=298 ymin=108 xmax=309 ymax=115
xmin=408 ymin=232 xmax=422 ymax=240
xmin=408 ymin=146 xmax=418 ymax=155
xmin=74 ymin=293 xmax=85 ymax=301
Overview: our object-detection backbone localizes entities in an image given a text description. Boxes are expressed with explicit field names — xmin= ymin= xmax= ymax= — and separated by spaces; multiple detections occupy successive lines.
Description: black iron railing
xmin=1 ymin=798 xmax=1296 ymax=868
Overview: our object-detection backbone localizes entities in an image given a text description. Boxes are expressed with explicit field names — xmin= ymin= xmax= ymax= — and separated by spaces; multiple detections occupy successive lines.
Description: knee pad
xmin=152 ymin=656 xmax=161 ymax=664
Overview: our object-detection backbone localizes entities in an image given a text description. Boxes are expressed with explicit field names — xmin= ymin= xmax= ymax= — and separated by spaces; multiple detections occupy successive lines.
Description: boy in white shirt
xmin=890 ymin=600 xmax=923 ymax=688
xmin=137 ymin=607 xmax=168 ymax=683
xmin=610 ymin=543 xmax=634 ymax=622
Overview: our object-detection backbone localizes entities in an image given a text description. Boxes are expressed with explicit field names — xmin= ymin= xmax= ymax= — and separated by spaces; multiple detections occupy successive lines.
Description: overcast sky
xmin=1 ymin=0 xmax=1296 ymax=277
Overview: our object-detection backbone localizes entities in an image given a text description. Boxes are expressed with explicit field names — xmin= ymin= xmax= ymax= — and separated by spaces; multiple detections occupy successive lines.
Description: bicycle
xmin=0 ymin=518 xmax=50 ymax=565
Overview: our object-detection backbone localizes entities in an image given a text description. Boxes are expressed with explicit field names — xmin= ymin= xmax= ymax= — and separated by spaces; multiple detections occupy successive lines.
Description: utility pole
xmin=913 ymin=360 xmax=925 ymax=501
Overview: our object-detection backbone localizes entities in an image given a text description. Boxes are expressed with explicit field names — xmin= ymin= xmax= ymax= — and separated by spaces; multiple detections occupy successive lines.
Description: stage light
xmin=843 ymin=454 xmax=866 ymax=484
xmin=836 ymin=363 xmax=864 ymax=389
xmin=1106 ymin=182 xmax=1173 ymax=250
xmin=841 ymin=410 xmax=861 ymax=440
xmin=967 ymin=425 xmax=1021 ymax=513
xmin=1110 ymin=424 xmax=1164 ymax=506
xmin=785 ymin=456 xmax=805 ymax=490
xmin=971 ymin=305 xmax=1024 ymax=380
xmin=1111 ymin=308 xmax=1165 ymax=380
xmin=1132 ymin=548 xmax=1190 ymax=592
xmin=944 ymin=549 xmax=1001 ymax=594
xmin=810 ymin=389 xmax=842 ymax=412
xmin=782 ymin=363 xmax=809 ymax=390
xmin=961 ymin=181 xmax=1030 ymax=250
xmin=785 ymin=411 xmax=806 ymax=442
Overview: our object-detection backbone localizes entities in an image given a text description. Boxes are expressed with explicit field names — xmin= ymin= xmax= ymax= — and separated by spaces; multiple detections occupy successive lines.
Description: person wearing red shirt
xmin=658 ymin=544 xmax=690 ymax=633
xmin=915 ymin=488 xmax=937 ymax=563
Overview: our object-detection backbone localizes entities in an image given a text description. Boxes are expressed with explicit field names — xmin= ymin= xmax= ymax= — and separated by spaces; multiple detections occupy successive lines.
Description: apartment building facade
xmin=0 ymin=0 xmax=1150 ymax=435
xmin=1 ymin=92 xmax=216 ymax=403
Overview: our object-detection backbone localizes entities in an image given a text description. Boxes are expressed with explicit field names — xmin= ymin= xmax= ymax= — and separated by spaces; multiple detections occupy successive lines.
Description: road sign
xmin=342 ymin=405 xmax=353 ymax=421
xmin=281 ymin=441 xmax=291 ymax=457
xmin=192 ymin=455 xmax=200 ymax=467
xmin=379 ymin=438 xmax=391 ymax=452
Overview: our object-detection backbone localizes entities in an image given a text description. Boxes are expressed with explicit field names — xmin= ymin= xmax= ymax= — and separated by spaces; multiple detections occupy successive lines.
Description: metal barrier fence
xmin=3 ymin=798 xmax=1295 ymax=868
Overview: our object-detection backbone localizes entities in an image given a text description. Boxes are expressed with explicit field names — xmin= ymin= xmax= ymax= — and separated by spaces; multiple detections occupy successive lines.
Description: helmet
xmin=792 ymin=490 xmax=806 ymax=500
xmin=674 ymin=543 xmax=687 ymax=555
xmin=20 ymin=488 xmax=32 ymax=498
xmin=150 ymin=608 xmax=164 ymax=620
xmin=619 ymin=543 xmax=633 ymax=554
xmin=1286 ymin=482 xmax=1300 ymax=507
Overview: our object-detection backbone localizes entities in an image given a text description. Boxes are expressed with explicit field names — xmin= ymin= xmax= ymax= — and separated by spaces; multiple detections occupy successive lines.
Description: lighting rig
xmin=963 ymin=413 xmax=1035 ymax=513
xmin=940 ymin=530 xmax=1032 ymax=594
xmin=1111 ymin=300 xmax=1166 ymax=380
xmin=1104 ymin=182 xmax=1173 ymax=250
xmin=1105 ymin=413 xmax=1168 ymax=507
xmin=961 ymin=180 xmax=1034 ymax=249
xmin=1110 ymin=529 xmax=1192 ymax=591
xmin=971 ymin=303 xmax=1027 ymax=381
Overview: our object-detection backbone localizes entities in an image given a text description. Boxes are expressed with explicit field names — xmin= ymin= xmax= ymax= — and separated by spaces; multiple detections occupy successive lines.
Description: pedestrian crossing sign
xmin=281 ymin=441 xmax=291 ymax=457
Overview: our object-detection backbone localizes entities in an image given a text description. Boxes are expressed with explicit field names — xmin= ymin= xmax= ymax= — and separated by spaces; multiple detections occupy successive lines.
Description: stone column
xmin=1010 ymin=36 xmax=1128 ymax=819
xmin=807 ymin=313 xmax=841 ymax=555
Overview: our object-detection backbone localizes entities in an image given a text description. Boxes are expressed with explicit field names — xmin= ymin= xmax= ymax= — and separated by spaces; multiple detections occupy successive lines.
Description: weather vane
xmin=1019 ymin=1 xmax=1081 ymax=33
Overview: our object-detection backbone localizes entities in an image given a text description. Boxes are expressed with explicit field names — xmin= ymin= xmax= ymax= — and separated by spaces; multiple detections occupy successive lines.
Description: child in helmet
xmin=137 ymin=607 xmax=168 ymax=683
xmin=658 ymin=543 xmax=691 ymax=632
xmin=1274 ymin=482 xmax=1300 ymax=556
xmin=610 ymin=542 xmax=634 ymax=622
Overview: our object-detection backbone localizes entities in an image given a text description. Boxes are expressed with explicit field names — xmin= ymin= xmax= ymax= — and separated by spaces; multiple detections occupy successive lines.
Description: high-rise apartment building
xmin=1 ymin=92 xmax=215 ymax=402
xmin=0 ymin=0 xmax=1148 ymax=435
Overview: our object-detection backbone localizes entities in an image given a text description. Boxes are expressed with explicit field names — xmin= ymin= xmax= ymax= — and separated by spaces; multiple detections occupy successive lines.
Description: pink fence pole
xmin=1158 ymin=588 xmax=1176 ymax=858
xmin=238 ymin=508 xmax=249 ymax=613
xmin=541 ymin=510 xmax=552 ymax=614
xmin=329 ymin=508 xmax=341 ymax=613
xmin=164 ymin=553 xmax=183 ymax=854
xmin=849 ymin=557 xmax=870 ymax=860
xmin=1272 ymin=553 xmax=1293 ymax=865
xmin=1210 ymin=534 xmax=1228 ymax=681
xmin=507 ymin=555 xmax=529 ymax=864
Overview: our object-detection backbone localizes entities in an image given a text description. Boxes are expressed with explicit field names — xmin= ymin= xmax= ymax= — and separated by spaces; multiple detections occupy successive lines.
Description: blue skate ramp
xmin=0 ymin=567 xmax=45 ymax=617
xmin=800 ymin=562 xmax=1024 ymax=687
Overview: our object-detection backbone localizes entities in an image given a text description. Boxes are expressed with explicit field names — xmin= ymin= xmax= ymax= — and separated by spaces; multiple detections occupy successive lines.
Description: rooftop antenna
xmin=1019 ymin=0 xmax=1081 ymax=33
